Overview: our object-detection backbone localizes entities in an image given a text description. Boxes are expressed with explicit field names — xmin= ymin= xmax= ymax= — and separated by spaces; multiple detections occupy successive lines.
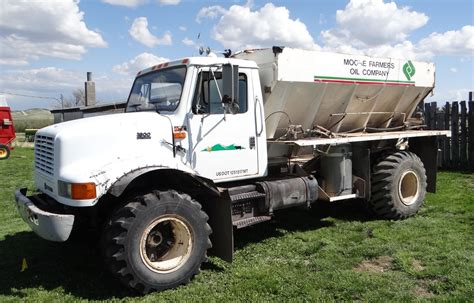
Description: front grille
xmin=35 ymin=135 xmax=55 ymax=176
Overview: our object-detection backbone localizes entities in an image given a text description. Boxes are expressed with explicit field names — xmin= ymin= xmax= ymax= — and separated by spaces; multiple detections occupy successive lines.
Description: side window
xmin=193 ymin=71 xmax=247 ymax=114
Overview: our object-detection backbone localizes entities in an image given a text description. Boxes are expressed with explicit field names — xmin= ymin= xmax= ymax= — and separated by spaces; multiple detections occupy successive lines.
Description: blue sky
xmin=0 ymin=0 xmax=472 ymax=110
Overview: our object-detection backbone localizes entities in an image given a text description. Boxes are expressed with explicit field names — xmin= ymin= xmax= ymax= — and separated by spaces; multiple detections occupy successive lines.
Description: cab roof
xmin=137 ymin=56 xmax=258 ymax=77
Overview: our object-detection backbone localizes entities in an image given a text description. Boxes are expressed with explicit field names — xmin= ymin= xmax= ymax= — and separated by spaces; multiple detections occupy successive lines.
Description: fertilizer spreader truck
xmin=15 ymin=47 xmax=449 ymax=293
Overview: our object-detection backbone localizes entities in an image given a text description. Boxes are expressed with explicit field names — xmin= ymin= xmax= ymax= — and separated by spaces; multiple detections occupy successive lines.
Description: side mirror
xmin=222 ymin=64 xmax=239 ymax=114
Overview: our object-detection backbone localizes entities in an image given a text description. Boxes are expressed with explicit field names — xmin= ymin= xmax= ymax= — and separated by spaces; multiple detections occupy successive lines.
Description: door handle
xmin=249 ymin=136 xmax=256 ymax=149
xmin=254 ymin=96 xmax=264 ymax=137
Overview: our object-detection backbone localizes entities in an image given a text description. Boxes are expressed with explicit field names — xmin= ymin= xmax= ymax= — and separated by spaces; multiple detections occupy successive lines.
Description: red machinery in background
xmin=0 ymin=97 xmax=15 ymax=160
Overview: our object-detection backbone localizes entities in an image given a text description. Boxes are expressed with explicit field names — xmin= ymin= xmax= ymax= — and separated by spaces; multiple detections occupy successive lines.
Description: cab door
xmin=187 ymin=67 xmax=259 ymax=182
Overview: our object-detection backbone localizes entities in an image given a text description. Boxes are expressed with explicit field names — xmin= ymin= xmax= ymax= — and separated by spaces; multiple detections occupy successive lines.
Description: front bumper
xmin=14 ymin=188 xmax=75 ymax=242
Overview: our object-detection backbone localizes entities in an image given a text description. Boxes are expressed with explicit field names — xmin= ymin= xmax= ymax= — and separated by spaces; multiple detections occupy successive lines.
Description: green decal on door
xmin=202 ymin=144 xmax=245 ymax=152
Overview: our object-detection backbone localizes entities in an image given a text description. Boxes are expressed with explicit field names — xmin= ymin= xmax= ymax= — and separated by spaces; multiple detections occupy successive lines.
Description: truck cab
xmin=126 ymin=57 xmax=267 ymax=182
xmin=30 ymin=57 xmax=266 ymax=209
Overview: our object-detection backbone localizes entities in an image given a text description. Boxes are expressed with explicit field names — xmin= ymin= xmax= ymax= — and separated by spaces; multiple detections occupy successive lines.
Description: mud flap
xmin=410 ymin=136 xmax=438 ymax=193
xmin=202 ymin=193 xmax=234 ymax=262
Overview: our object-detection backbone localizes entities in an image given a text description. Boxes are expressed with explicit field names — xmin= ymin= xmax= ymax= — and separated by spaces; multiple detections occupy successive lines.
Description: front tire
xmin=101 ymin=190 xmax=212 ymax=294
xmin=369 ymin=151 xmax=427 ymax=220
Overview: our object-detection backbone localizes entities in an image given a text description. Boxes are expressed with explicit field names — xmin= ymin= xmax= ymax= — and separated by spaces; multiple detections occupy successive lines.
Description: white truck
xmin=15 ymin=47 xmax=449 ymax=293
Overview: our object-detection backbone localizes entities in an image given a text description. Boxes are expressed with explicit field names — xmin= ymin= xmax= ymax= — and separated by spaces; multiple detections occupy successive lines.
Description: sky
xmin=0 ymin=0 xmax=472 ymax=110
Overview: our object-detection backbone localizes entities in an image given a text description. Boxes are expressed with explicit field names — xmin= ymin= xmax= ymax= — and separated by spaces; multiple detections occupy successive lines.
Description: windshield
xmin=126 ymin=65 xmax=186 ymax=112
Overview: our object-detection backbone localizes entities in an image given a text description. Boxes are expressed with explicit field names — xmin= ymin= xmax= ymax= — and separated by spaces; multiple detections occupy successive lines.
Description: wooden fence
xmin=423 ymin=99 xmax=474 ymax=171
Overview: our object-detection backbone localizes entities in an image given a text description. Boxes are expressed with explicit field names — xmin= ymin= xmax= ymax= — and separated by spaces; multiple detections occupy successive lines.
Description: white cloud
xmin=325 ymin=0 xmax=428 ymax=47
xmin=179 ymin=26 xmax=187 ymax=31
xmin=418 ymin=25 xmax=474 ymax=57
xmin=196 ymin=5 xmax=227 ymax=23
xmin=0 ymin=0 xmax=107 ymax=65
xmin=323 ymin=25 xmax=474 ymax=60
xmin=352 ymin=40 xmax=431 ymax=60
xmin=129 ymin=17 xmax=172 ymax=47
xmin=0 ymin=67 xmax=133 ymax=109
xmin=102 ymin=0 xmax=180 ymax=7
xmin=427 ymin=88 xmax=472 ymax=103
xmin=0 ymin=67 xmax=83 ymax=93
xmin=320 ymin=0 xmax=472 ymax=60
xmin=450 ymin=67 xmax=458 ymax=73
xmin=101 ymin=0 xmax=148 ymax=7
xmin=201 ymin=3 xmax=318 ymax=50
xmin=182 ymin=38 xmax=195 ymax=46
xmin=158 ymin=0 xmax=180 ymax=5
xmin=112 ymin=52 xmax=169 ymax=75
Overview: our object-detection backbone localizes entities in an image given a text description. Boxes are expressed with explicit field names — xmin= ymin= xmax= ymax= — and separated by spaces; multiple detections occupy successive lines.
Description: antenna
xmin=196 ymin=32 xmax=202 ymax=56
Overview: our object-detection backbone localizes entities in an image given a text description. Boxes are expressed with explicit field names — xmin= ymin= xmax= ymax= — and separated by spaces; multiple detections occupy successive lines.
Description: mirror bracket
xmin=222 ymin=64 xmax=239 ymax=114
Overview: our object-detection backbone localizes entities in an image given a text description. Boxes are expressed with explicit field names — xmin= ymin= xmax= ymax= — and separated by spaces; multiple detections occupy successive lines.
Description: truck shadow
xmin=0 ymin=200 xmax=370 ymax=300
xmin=233 ymin=199 xmax=370 ymax=251
xmin=0 ymin=231 xmax=131 ymax=299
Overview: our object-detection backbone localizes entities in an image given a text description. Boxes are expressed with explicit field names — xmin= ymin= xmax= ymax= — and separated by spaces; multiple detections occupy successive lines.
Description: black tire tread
xmin=101 ymin=190 xmax=211 ymax=294
xmin=368 ymin=151 xmax=427 ymax=220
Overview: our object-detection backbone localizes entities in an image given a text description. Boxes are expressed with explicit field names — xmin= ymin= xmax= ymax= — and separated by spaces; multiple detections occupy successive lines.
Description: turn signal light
xmin=59 ymin=181 xmax=97 ymax=200
xmin=173 ymin=131 xmax=186 ymax=139
xmin=71 ymin=183 xmax=97 ymax=200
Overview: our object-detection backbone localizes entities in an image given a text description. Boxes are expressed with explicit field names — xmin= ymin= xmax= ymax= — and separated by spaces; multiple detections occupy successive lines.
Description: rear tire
xmin=368 ymin=151 xmax=427 ymax=220
xmin=0 ymin=144 xmax=10 ymax=160
xmin=101 ymin=190 xmax=211 ymax=294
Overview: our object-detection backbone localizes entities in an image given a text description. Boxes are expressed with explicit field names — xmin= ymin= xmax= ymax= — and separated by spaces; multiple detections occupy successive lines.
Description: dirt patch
xmin=413 ymin=280 xmax=435 ymax=298
xmin=354 ymin=256 xmax=393 ymax=273
xmin=412 ymin=259 xmax=424 ymax=272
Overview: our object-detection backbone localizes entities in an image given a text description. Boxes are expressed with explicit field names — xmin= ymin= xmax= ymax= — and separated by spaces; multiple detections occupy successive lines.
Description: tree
xmin=71 ymin=88 xmax=85 ymax=106
xmin=55 ymin=88 xmax=86 ymax=109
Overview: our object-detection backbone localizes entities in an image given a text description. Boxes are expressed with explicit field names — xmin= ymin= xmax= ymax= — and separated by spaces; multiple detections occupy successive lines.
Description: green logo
xmin=202 ymin=144 xmax=244 ymax=152
xmin=403 ymin=60 xmax=416 ymax=81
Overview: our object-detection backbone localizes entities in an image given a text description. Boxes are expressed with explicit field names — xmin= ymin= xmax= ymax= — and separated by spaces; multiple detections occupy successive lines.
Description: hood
xmin=37 ymin=112 xmax=187 ymax=182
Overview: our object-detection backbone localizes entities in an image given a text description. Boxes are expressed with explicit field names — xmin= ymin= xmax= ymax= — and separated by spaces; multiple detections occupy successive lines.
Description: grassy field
xmin=1 ymin=148 xmax=473 ymax=302
xmin=11 ymin=109 xmax=53 ymax=133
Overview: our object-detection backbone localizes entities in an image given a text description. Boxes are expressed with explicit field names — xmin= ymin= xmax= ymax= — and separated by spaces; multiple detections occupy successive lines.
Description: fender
xmin=108 ymin=166 xmax=220 ymax=198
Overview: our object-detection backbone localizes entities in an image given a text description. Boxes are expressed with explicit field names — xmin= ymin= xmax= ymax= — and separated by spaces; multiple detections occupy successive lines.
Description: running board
xmin=233 ymin=216 xmax=272 ymax=229
xmin=230 ymin=191 xmax=266 ymax=203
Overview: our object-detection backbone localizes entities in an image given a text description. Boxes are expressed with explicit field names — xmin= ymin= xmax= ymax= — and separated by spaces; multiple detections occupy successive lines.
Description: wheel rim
xmin=398 ymin=170 xmax=420 ymax=206
xmin=140 ymin=216 xmax=193 ymax=273
xmin=0 ymin=148 xmax=7 ymax=159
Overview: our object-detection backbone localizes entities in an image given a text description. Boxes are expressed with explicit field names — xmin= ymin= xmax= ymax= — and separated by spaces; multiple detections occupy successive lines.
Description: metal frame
xmin=268 ymin=130 xmax=451 ymax=147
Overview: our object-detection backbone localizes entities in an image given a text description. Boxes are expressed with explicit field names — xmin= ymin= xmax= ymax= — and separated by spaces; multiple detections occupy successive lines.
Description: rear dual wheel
xmin=101 ymin=190 xmax=212 ymax=294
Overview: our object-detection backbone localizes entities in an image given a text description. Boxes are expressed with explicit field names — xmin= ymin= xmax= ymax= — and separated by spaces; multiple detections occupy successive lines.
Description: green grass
xmin=1 ymin=148 xmax=473 ymax=302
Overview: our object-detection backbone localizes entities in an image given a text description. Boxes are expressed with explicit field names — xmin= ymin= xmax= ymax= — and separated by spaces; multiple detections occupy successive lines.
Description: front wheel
xmin=101 ymin=190 xmax=212 ymax=294
xmin=369 ymin=151 xmax=427 ymax=220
